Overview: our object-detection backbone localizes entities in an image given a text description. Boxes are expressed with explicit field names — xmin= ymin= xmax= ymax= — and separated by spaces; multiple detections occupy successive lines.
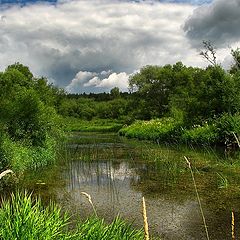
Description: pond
xmin=22 ymin=132 xmax=240 ymax=240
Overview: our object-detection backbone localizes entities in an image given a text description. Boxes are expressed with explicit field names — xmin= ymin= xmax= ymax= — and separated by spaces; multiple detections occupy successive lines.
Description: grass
xmin=0 ymin=191 xmax=147 ymax=240
xmin=0 ymin=135 xmax=57 ymax=173
xmin=0 ymin=191 xmax=70 ymax=240
xmin=63 ymin=117 xmax=123 ymax=132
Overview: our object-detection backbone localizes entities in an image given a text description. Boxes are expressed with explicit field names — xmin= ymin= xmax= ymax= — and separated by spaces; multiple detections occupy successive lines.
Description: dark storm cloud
xmin=184 ymin=0 xmax=240 ymax=48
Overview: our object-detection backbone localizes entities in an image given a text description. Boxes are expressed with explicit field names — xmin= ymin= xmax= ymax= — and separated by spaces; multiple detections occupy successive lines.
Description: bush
xmin=0 ymin=64 xmax=63 ymax=173
xmin=215 ymin=113 xmax=240 ymax=144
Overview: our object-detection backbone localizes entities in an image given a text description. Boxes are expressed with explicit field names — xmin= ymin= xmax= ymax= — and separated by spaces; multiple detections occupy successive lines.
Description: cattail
xmin=81 ymin=192 xmax=98 ymax=216
xmin=142 ymin=196 xmax=149 ymax=240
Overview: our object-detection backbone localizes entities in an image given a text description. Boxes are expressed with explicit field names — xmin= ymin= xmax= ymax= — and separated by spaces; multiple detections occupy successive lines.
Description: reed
xmin=184 ymin=156 xmax=210 ymax=240
xmin=232 ymin=210 xmax=235 ymax=240
xmin=233 ymin=132 xmax=240 ymax=148
xmin=0 ymin=169 xmax=13 ymax=180
xmin=142 ymin=197 xmax=150 ymax=240
xmin=81 ymin=191 xmax=98 ymax=217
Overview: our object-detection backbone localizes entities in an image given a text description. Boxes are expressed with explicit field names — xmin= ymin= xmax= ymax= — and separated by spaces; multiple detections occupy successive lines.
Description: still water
xmin=23 ymin=132 xmax=240 ymax=239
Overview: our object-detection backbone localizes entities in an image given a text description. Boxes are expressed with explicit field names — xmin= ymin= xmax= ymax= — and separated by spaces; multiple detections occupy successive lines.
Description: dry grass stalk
xmin=184 ymin=156 xmax=210 ymax=240
xmin=232 ymin=210 xmax=235 ymax=240
xmin=81 ymin=192 xmax=98 ymax=216
xmin=0 ymin=169 xmax=13 ymax=180
xmin=233 ymin=132 xmax=240 ymax=149
xmin=142 ymin=196 xmax=149 ymax=240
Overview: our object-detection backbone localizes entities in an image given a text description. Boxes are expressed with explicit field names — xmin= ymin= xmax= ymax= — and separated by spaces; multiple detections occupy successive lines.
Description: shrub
xmin=215 ymin=113 xmax=240 ymax=144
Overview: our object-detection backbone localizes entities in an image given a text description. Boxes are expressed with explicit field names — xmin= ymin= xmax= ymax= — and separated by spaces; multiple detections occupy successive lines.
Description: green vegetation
xmin=119 ymin=118 xmax=181 ymax=142
xmin=119 ymin=114 xmax=240 ymax=146
xmin=57 ymin=47 xmax=240 ymax=146
xmin=0 ymin=191 xmax=145 ymax=240
xmin=1 ymin=46 xmax=240 ymax=239
xmin=63 ymin=117 xmax=123 ymax=132
xmin=0 ymin=63 xmax=63 ymax=174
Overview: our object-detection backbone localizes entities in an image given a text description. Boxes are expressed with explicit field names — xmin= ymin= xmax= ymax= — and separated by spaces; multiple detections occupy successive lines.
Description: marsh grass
xmin=0 ymin=191 xmax=146 ymax=240
xmin=0 ymin=191 xmax=70 ymax=240
xmin=76 ymin=216 xmax=145 ymax=240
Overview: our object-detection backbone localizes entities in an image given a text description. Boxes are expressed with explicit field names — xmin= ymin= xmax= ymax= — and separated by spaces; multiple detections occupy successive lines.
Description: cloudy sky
xmin=0 ymin=0 xmax=239 ymax=93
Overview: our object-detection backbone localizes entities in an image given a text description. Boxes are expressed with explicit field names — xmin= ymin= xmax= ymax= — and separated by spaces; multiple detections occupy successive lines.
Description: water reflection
xmin=23 ymin=132 xmax=240 ymax=239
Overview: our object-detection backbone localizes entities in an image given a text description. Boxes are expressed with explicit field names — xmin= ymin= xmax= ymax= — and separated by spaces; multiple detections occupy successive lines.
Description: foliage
xmin=119 ymin=115 xmax=240 ymax=146
xmin=230 ymin=48 xmax=240 ymax=74
xmin=215 ymin=113 xmax=240 ymax=144
xmin=0 ymin=63 xmax=62 ymax=173
xmin=181 ymin=124 xmax=219 ymax=145
xmin=1 ymin=135 xmax=56 ymax=172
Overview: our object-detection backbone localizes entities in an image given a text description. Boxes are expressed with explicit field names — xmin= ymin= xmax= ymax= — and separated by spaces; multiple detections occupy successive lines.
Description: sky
xmin=0 ymin=0 xmax=239 ymax=93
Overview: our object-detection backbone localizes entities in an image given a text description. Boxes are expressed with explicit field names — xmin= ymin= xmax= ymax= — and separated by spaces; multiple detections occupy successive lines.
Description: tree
xmin=230 ymin=48 xmax=240 ymax=74
xmin=200 ymin=40 xmax=217 ymax=66
xmin=110 ymin=87 xmax=120 ymax=99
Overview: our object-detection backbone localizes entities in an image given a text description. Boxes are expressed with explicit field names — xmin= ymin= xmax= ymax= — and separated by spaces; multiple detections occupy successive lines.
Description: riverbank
xmin=119 ymin=115 xmax=240 ymax=147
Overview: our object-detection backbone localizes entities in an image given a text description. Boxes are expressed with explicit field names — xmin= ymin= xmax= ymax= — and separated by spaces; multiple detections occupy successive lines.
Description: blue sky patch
xmin=0 ymin=0 xmax=212 ymax=5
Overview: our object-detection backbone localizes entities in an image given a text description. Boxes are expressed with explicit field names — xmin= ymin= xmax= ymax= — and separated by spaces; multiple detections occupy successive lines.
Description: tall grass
xmin=76 ymin=216 xmax=145 ymax=240
xmin=0 ymin=191 xmax=70 ymax=240
xmin=0 ymin=191 xmax=146 ymax=240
